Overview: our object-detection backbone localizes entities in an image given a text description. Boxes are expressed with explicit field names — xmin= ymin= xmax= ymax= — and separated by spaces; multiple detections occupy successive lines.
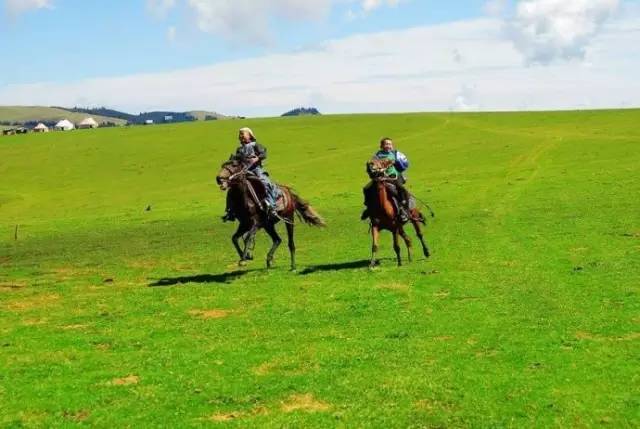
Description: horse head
xmin=367 ymin=158 xmax=394 ymax=179
xmin=216 ymin=160 xmax=245 ymax=190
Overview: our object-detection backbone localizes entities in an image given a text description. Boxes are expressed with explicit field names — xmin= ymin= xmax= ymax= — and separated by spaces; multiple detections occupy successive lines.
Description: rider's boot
xmin=361 ymin=208 xmax=369 ymax=220
xmin=264 ymin=200 xmax=278 ymax=219
xmin=398 ymin=200 xmax=410 ymax=223
xmin=222 ymin=210 xmax=236 ymax=222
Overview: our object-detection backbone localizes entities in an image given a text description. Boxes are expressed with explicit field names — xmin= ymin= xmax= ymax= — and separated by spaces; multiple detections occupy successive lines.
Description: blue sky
xmin=0 ymin=1 xmax=490 ymax=86
xmin=1 ymin=0 xmax=638 ymax=115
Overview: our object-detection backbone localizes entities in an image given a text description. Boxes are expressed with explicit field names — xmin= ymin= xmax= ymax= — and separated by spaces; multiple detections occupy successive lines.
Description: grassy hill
xmin=0 ymin=110 xmax=638 ymax=427
xmin=0 ymin=106 xmax=127 ymax=126
xmin=187 ymin=110 xmax=229 ymax=120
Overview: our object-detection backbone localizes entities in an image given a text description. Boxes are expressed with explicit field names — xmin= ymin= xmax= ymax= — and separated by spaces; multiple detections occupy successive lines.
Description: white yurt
xmin=54 ymin=119 xmax=75 ymax=131
xmin=33 ymin=123 xmax=49 ymax=133
xmin=78 ymin=117 xmax=99 ymax=129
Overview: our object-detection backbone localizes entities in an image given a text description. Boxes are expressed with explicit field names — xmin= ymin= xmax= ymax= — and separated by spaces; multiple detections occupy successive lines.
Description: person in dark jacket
xmin=222 ymin=127 xmax=280 ymax=221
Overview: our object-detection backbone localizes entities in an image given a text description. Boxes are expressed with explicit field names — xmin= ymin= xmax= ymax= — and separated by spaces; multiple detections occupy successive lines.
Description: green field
xmin=1 ymin=110 xmax=638 ymax=427
xmin=0 ymin=106 xmax=127 ymax=126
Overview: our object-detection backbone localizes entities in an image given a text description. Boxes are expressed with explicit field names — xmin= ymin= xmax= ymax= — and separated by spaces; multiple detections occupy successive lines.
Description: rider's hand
xmin=248 ymin=156 xmax=259 ymax=166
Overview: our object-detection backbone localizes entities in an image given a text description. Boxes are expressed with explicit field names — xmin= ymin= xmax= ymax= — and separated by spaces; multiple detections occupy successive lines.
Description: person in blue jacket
xmin=363 ymin=137 xmax=411 ymax=222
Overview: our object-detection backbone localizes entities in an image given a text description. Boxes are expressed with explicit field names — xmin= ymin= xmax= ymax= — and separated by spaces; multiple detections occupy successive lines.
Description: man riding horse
xmin=216 ymin=127 xmax=325 ymax=270
xmin=362 ymin=137 xmax=412 ymax=223
xmin=223 ymin=127 xmax=280 ymax=221
xmin=360 ymin=137 xmax=430 ymax=267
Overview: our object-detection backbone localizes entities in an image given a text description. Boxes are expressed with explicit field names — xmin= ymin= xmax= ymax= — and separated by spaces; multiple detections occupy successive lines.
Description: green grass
xmin=1 ymin=110 xmax=639 ymax=427
xmin=0 ymin=106 xmax=126 ymax=126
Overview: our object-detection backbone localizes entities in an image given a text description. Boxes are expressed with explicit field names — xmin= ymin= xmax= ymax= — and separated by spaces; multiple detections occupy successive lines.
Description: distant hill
xmin=282 ymin=107 xmax=321 ymax=117
xmin=0 ymin=106 xmax=126 ymax=127
xmin=66 ymin=107 xmax=229 ymax=124
xmin=0 ymin=106 xmax=232 ymax=129
xmin=62 ymin=107 xmax=135 ymax=122
xmin=187 ymin=110 xmax=228 ymax=121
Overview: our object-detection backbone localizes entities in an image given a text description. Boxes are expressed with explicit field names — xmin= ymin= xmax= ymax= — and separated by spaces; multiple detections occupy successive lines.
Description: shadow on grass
xmin=149 ymin=270 xmax=251 ymax=287
xmin=299 ymin=259 xmax=386 ymax=275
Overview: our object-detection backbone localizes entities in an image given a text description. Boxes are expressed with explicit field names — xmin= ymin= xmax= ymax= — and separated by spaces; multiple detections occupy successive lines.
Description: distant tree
xmin=282 ymin=107 xmax=321 ymax=117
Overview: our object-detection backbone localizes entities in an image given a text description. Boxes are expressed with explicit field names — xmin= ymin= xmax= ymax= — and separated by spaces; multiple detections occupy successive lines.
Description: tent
xmin=78 ymin=117 xmax=99 ymax=129
xmin=33 ymin=123 xmax=49 ymax=133
xmin=54 ymin=119 xmax=75 ymax=131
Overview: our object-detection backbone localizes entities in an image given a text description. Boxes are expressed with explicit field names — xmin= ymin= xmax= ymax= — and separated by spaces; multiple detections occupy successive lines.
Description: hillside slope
xmin=187 ymin=110 xmax=228 ymax=120
xmin=1 ymin=110 xmax=639 ymax=427
xmin=0 ymin=106 xmax=127 ymax=125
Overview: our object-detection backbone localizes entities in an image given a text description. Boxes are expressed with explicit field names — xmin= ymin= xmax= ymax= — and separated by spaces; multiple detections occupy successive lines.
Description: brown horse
xmin=364 ymin=158 xmax=430 ymax=268
xmin=216 ymin=160 xmax=325 ymax=270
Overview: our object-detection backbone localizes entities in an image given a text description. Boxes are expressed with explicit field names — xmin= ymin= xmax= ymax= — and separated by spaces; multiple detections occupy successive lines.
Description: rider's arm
xmin=254 ymin=144 xmax=267 ymax=161
xmin=395 ymin=151 xmax=409 ymax=172
xmin=232 ymin=146 xmax=243 ymax=160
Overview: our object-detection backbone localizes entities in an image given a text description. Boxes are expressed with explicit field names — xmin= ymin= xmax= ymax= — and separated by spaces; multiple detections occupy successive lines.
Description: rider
xmin=362 ymin=137 xmax=411 ymax=222
xmin=222 ymin=127 xmax=280 ymax=221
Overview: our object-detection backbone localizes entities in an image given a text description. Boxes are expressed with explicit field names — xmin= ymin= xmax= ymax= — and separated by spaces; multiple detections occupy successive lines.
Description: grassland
xmin=0 ymin=106 xmax=126 ymax=126
xmin=0 ymin=110 xmax=638 ymax=427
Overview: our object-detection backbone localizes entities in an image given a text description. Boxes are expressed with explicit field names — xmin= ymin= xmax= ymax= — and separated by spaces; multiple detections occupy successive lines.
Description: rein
xmin=221 ymin=165 xmax=265 ymax=212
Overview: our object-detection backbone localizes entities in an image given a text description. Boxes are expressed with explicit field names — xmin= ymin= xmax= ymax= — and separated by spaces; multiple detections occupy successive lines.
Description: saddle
xmin=275 ymin=189 xmax=289 ymax=212
xmin=245 ymin=176 xmax=289 ymax=213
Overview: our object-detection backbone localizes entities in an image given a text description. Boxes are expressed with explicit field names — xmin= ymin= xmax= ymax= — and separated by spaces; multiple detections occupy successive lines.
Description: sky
xmin=0 ymin=0 xmax=639 ymax=116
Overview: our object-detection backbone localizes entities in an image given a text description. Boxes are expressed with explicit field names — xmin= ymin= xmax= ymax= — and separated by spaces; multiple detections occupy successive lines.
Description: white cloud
xmin=167 ymin=25 xmax=177 ymax=42
xmin=504 ymin=0 xmax=620 ymax=64
xmin=1 ymin=14 xmax=638 ymax=115
xmin=453 ymin=84 xmax=480 ymax=111
xmin=361 ymin=0 xmax=400 ymax=13
xmin=146 ymin=0 xmax=177 ymax=18
xmin=484 ymin=0 xmax=509 ymax=17
xmin=150 ymin=0 xmax=406 ymax=42
xmin=4 ymin=0 xmax=52 ymax=17
xmin=183 ymin=0 xmax=337 ymax=43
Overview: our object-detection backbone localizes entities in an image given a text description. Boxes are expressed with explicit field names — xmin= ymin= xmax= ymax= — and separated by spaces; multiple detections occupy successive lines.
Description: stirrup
xmin=398 ymin=209 xmax=410 ymax=223
xmin=263 ymin=202 xmax=277 ymax=218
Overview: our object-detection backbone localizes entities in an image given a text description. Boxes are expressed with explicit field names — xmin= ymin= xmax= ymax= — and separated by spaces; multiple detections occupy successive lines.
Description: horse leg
xmin=412 ymin=220 xmax=431 ymax=258
xmin=399 ymin=226 xmax=413 ymax=262
xmin=285 ymin=220 xmax=296 ymax=271
xmin=264 ymin=223 xmax=282 ymax=269
xmin=240 ymin=225 xmax=259 ymax=266
xmin=370 ymin=225 xmax=380 ymax=268
xmin=242 ymin=230 xmax=255 ymax=261
xmin=393 ymin=230 xmax=402 ymax=267
xmin=232 ymin=223 xmax=249 ymax=259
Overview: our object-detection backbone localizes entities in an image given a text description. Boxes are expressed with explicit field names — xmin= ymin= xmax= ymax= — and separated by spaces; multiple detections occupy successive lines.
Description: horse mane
xmin=221 ymin=159 xmax=240 ymax=168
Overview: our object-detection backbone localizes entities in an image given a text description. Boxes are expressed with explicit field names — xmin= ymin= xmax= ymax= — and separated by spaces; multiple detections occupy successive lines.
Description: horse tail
xmin=290 ymin=190 xmax=326 ymax=227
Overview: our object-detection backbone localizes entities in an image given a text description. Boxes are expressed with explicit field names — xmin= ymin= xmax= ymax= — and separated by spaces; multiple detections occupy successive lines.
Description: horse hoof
xmin=290 ymin=267 xmax=297 ymax=272
xmin=238 ymin=260 xmax=248 ymax=267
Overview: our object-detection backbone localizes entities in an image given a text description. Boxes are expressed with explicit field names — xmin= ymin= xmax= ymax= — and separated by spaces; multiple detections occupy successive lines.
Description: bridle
xmin=218 ymin=163 xmax=265 ymax=211
xmin=218 ymin=163 xmax=249 ymax=186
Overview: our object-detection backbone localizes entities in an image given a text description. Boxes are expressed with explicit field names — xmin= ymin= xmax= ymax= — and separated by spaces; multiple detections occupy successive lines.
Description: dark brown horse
xmin=216 ymin=160 xmax=325 ymax=270
xmin=364 ymin=158 xmax=430 ymax=268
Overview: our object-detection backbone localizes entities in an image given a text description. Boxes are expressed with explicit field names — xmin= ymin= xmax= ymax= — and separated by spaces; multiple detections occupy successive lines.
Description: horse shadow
xmin=299 ymin=259 xmax=391 ymax=275
xmin=148 ymin=270 xmax=252 ymax=287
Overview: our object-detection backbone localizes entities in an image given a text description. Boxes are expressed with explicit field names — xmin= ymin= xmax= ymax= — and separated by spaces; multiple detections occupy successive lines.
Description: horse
xmin=216 ymin=160 xmax=325 ymax=270
xmin=364 ymin=158 xmax=431 ymax=268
